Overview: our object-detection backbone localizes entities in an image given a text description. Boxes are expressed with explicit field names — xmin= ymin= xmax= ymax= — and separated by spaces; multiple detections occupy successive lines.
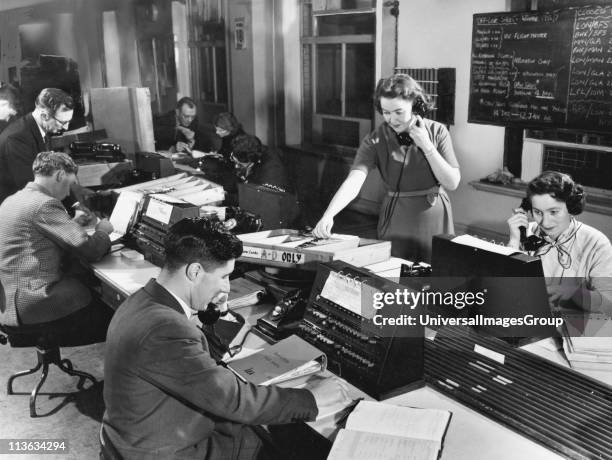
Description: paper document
xmin=106 ymin=190 xmax=141 ymax=243
xmin=327 ymin=401 xmax=452 ymax=460
xmin=452 ymin=234 xmax=518 ymax=256
xmin=228 ymin=277 xmax=266 ymax=310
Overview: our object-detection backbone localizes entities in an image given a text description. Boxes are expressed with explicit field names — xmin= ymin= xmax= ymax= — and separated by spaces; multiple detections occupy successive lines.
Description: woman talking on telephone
xmin=507 ymin=171 xmax=612 ymax=313
xmin=313 ymin=74 xmax=460 ymax=262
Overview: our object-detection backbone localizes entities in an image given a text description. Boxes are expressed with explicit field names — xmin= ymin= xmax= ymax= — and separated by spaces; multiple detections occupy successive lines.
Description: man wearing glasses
xmin=0 ymin=88 xmax=74 ymax=204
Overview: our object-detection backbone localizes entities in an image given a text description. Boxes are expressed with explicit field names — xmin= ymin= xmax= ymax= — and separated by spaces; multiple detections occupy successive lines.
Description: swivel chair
xmin=0 ymin=282 xmax=97 ymax=417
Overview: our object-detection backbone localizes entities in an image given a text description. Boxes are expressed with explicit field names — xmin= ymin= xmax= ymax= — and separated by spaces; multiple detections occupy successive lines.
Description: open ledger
xmin=225 ymin=335 xmax=326 ymax=385
xmin=327 ymin=401 xmax=452 ymax=460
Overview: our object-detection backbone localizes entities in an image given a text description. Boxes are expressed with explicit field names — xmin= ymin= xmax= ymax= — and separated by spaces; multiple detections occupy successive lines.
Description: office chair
xmin=0 ymin=282 xmax=97 ymax=417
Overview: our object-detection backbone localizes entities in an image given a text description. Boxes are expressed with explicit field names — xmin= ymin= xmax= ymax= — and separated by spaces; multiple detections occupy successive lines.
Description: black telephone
xmin=412 ymin=96 xmax=428 ymax=117
xmin=396 ymin=97 xmax=429 ymax=146
xmin=255 ymin=289 xmax=307 ymax=341
xmin=518 ymin=197 xmax=546 ymax=251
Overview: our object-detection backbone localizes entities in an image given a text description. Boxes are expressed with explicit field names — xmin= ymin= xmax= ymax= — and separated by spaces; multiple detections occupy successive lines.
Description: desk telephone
xmin=256 ymin=289 xmax=307 ymax=341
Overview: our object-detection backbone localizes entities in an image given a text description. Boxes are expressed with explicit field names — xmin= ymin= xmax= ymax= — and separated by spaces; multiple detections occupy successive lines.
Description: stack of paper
xmin=327 ymin=401 xmax=452 ymax=460
xmin=562 ymin=314 xmax=612 ymax=371
xmin=564 ymin=336 xmax=612 ymax=371
xmin=228 ymin=277 xmax=266 ymax=310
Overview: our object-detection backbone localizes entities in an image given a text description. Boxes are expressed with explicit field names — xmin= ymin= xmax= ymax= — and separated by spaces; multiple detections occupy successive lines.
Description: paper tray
xmin=237 ymin=229 xmax=391 ymax=269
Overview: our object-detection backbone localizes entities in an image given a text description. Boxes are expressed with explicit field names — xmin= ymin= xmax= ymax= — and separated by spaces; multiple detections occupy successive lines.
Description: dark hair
xmin=35 ymin=88 xmax=74 ymax=114
xmin=214 ymin=112 xmax=241 ymax=135
xmin=525 ymin=171 xmax=585 ymax=215
xmin=176 ymin=96 xmax=196 ymax=110
xmin=0 ymin=82 xmax=21 ymax=112
xmin=32 ymin=151 xmax=78 ymax=176
xmin=231 ymin=134 xmax=263 ymax=163
xmin=373 ymin=74 xmax=432 ymax=115
xmin=164 ymin=217 xmax=243 ymax=272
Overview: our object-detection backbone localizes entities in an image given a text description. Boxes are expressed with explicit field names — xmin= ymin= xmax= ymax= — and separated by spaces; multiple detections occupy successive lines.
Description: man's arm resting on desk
xmin=36 ymin=199 xmax=112 ymax=261
xmin=138 ymin=319 xmax=319 ymax=425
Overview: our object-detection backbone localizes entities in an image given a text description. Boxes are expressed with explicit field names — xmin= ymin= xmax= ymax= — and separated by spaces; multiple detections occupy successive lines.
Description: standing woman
xmin=313 ymin=74 xmax=460 ymax=262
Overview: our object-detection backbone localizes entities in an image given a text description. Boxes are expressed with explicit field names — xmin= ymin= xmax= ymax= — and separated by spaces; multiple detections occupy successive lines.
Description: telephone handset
xmin=396 ymin=97 xmax=429 ymax=146
xmin=412 ymin=97 xmax=428 ymax=117
xmin=518 ymin=197 xmax=546 ymax=251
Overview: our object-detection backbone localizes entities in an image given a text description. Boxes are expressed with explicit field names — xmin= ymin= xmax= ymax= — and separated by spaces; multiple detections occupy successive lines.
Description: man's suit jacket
xmin=0 ymin=113 xmax=48 ymax=204
xmin=102 ymin=279 xmax=318 ymax=460
xmin=0 ymin=183 xmax=110 ymax=326
xmin=153 ymin=110 xmax=220 ymax=152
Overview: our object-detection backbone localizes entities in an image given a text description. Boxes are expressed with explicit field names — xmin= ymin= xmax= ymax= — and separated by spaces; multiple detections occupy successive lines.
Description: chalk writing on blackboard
xmin=468 ymin=5 xmax=612 ymax=132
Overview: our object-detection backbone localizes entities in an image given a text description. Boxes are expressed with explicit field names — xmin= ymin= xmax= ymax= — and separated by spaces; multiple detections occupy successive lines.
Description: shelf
xmin=469 ymin=180 xmax=612 ymax=216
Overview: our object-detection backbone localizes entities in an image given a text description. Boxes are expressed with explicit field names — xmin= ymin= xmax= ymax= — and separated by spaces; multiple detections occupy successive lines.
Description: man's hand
xmin=72 ymin=204 xmax=98 ymax=226
xmin=95 ymin=219 xmax=114 ymax=235
xmin=306 ymin=376 xmax=351 ymax=410
xmin=177 ymin=125 xmax=195 ymax=141
xmin=175 ymin=141 xmax=192 ymax=153
xmin=211 ymin=292 xmax=229 ymax=315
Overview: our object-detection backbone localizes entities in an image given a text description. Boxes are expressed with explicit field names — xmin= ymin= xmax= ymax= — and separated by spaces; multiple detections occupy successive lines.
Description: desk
xmin=90 ymin=252 xmax=568 ymax=459
xmin=90 ymin=251 xmax=160 ymax=308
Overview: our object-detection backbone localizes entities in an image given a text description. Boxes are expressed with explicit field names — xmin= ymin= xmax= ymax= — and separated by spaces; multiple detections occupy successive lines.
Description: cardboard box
xmin=237 ymin=229 xmax=391 ymax=269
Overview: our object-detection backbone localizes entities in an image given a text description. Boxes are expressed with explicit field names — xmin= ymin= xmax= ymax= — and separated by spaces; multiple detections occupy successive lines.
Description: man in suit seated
xmin=102 ymin=217 xmax=348 ymax=459
xmin=0 ymin=151 xmax=115 ymax=344
xmin=153 ymin=96 xmax=218 ymax=154
xmin=0 ymin=88 xmax=74 ymax=204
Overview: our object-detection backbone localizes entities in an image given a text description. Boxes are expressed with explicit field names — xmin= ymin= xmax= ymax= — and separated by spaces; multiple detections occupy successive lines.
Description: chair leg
xmin=58 ymin=358 xmax=97 ymax=389
xmin=7 ymin=360 xmax=43 ymax=395
xmin=29 ymin=362 xmax=50 ymax=418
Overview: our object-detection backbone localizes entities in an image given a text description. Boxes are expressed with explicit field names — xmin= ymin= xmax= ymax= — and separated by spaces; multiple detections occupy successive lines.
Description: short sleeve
xmin=432 ymin=123 xmax=459 ymax=168
xmin=351 ymin=133 xmax=379 ymax=174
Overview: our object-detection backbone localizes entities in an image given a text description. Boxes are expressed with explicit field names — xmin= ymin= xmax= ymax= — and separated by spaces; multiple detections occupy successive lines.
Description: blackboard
xmin=468 ymin=5 xmax=612 ymax=132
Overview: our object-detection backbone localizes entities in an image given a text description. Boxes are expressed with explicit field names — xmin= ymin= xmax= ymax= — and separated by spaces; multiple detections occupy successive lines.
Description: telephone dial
xmin=255 ymin=289 xmax=307 ymax=341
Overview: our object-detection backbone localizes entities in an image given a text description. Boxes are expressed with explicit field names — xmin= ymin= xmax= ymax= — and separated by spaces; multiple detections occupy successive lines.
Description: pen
xmin=335 ymin=397 xmax=364 ymax=427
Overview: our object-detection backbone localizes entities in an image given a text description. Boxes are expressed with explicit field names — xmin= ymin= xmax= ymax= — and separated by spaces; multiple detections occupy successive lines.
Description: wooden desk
xmin=90 ymin=253 xmax=566 ymax=459
xmin=90 ymin=250 xmax=160 ymax=308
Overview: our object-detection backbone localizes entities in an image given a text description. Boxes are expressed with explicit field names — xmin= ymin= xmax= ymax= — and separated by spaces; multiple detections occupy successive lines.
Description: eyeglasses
xmin=50 ymin=113 xmax=71 ymax=128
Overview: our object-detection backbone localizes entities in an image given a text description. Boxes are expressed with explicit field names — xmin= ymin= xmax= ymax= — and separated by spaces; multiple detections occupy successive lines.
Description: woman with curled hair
xmin=314 ymin=73 xmax=460 ymax=262
xmin=507 ymin=171 xmax=612 ymax=313
xmin=213 ymin=111 xmax=245 ymax=161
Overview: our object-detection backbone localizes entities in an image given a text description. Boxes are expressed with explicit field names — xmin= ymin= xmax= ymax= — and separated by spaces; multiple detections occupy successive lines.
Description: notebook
xmin=327 ymin=401 xmax=452 ymax=460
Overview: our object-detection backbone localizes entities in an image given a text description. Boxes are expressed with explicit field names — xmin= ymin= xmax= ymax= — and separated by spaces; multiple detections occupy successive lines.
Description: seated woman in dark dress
xmin=229 ymin=133 xmax=292 ymax=192
xmin=214 ymin=112 xmax=245 ymax=161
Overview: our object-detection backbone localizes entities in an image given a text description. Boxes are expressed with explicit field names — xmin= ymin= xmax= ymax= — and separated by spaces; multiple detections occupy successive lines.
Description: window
xmin=187 ymin=0 xmax=228 ymax=116
xmin=301 ymin=1 xmax=376 ymax=149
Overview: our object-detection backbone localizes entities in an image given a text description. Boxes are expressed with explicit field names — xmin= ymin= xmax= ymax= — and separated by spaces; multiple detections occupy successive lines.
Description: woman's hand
xmin=407 ymin=115 xmax=435 ymax=153
xmin=507 ymin=209 xmax=529 ymax=248
xmin=313 ymin=215 xmax=334 ymax=239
